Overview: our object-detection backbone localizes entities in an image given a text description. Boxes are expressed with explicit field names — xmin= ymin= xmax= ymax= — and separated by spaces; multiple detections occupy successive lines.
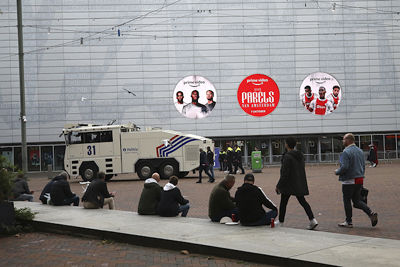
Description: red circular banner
xmin=237 ymin=74 xmax=280 ymax=116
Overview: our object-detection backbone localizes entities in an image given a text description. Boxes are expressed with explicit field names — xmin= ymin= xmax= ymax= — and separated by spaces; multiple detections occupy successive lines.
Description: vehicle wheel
xmin=160 ymin=161 xmax=178 ymax=179
xmin=79 ymin=161 xmax=99 ymax=182
xmin=105 ymin=174 xmax=113 ymax=181
xmin=178 ymin=171 xmax=189 ymax=178
xmin=137 ymin=161 xmax=153 ymax=180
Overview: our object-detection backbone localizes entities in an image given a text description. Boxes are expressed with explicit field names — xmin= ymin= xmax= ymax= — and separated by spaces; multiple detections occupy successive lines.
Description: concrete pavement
xmin=14 ymin=201 xmax=400 ymax=267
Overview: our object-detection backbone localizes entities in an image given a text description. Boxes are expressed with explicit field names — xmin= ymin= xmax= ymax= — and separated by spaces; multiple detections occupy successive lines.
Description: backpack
xmin=360 ymin=186 xmax=369 ymax=204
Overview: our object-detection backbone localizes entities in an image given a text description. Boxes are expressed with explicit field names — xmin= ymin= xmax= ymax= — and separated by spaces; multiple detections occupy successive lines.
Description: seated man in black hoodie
xmin=82 ymin=171 xmax=115 ymax=209
xmin=39 ymin=171 xmax=68 ymax=204
xmin=235 ymin=174 xmax=277 ymax=226
xmin=49 ymin=171 xmax=79 ymax=206
xmin=157 ymin=176 xmax=190 ymax=217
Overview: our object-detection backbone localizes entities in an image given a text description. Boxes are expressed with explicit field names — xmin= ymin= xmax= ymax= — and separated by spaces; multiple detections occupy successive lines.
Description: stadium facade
xmin=0 ymin=1 xmax=399 ymax=171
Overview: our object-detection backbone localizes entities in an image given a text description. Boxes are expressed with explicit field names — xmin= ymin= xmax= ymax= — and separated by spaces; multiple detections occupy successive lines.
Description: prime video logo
xmin=123 ymin=147 xmax=138 ymax=152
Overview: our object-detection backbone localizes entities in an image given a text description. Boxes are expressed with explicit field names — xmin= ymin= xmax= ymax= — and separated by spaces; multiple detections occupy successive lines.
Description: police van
xmin=62 ymin=123 xmax=213 ymax=181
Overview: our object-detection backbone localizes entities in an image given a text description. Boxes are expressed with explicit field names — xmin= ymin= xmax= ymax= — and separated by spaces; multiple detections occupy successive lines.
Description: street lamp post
xmin=17 ymin=0 xmax=27 ymax=173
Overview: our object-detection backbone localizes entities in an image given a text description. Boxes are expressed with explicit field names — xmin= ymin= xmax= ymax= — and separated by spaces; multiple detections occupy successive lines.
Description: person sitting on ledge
xmin=49 ymin=171 xmax=79 ymax=206
xmin=82 ymin=171 xmax=115 ymax=209
xmin=235 ymin=174 xmax=277 ymax=226
xmin=157 ymin=176 xmax=190 ymax=217
xmin=39 ymin=171 xmax=68 ymax=204
xmin=138 ymin=172 xmax=162 ymax=215
xmin=12 ymin=173 xmax=34 ymax=202
xmin=208 ymin=174 xmax=238 ymax=222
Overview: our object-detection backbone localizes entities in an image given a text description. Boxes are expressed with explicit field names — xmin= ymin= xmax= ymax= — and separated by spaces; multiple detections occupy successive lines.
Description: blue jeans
xmin=15 ymin=194 xmax=34 ymax=202
xmin=198 ymin=165 xmax=213 ymax=182
xmin=209 ymin=165 xmax=215 ymax=180
xmin=241 ymin=210 xmax=278 ymax=226
xmin=178 ymin=203 xmax=190 ymax=217
xmin=63 ymin=195 xmax=80 ymax=206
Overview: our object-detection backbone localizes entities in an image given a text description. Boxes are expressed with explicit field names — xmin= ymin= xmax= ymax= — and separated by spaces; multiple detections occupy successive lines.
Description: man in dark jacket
xmin=276 ymin=137 xmax=318 ymax=230
xmin=235 ymin=174 xmax=277 ymax=226
xmin=50 ymin=172 xmax=79 ymax=206
xmin=12 ymin=173 xmax=34 ymax=202
xmin=157 ymin=176 xmax=189 ymax=217
xmin=138 ymin=173 xmax=162 ymax=215
xmin=233 ymin=145 xmax=245 ymax=174
xmin=206 ymin=146 xmax=215 ymax=182
xmin=226 ymin=145 xmax=234 ymax=174
xmin=39 ymin=171 xmax=68 ymax=204
xmin=208 ymin=174 xmax=238 ymax=222
xmin=82 ymin=171 xmax=115 ymax=209
xmin=197 ymin=148 xmax=213 ymax=183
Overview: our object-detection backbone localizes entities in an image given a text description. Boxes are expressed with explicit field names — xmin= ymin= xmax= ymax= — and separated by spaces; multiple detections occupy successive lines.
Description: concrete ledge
xmin=14 ymin=202 xmax=400 ymax=267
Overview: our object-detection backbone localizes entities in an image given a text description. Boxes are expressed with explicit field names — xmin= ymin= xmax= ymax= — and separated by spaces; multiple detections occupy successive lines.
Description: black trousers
xmin=234 ymin=161 xmax=245 ymax=174
xmin=342 ymin=184 xmax=372 ymax=223
xmin=279 ymin=194 xmax=314 ymax=223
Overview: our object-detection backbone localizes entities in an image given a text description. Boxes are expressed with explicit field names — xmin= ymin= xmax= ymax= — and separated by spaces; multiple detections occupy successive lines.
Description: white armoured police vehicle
xmin=62 ymin=123 xmax=214 ymax=181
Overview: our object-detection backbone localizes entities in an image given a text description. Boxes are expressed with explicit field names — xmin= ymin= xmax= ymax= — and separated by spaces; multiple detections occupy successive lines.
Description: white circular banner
xmin=173 ymin=75 xmax=217 ymax=119
xmin=299 ymin=72 xmax=342 ymax=116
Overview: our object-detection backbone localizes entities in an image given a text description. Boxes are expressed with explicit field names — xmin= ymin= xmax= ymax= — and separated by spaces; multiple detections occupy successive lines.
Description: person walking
xmin=233 ymin=145 xmax=245 ymax=174
xmin=206 ymin=146 xmax=215 ymax=182
xmin=157 ymin=176 xmax=190 ymax=217
xmin=335 ymin=133 xmax=378 ymax=228
xmin=235 ymin=174 xmax=277 ymax=226
xmin=367 ymin=144 xmax=378 ymax=168
xmin=226 ymin=145 xmax=234 ymax=174
xmin=219 ymin=148 xmax=226 ymax=171
xmin=275 ymin=137 xmax=318 ymax=230
xmin=197 ymin=148 xmax=213 ymax=183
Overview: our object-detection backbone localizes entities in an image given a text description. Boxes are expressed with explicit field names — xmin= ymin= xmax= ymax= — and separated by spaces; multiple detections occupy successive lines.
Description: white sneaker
xmin=274 ymin=220 xmax=283 ymax=227
xmin=307 ymin=218 xmax=318 ymax=230
xmin=338 ymin=221 xmax=353 ymax=228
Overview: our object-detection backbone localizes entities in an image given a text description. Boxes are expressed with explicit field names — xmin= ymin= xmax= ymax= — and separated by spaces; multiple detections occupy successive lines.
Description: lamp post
xmin=17 ymin=0 xmax=27 ymax=173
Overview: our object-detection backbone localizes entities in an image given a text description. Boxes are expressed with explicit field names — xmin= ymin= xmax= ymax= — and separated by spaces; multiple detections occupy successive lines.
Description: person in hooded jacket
xmin=235 ymin=174 xmax=277 ymax=226
xmin=12 ymin=173 xmax=34 ymax=202
xmin=157 ymin=176 xmax=190 ymax=217
xmin=138 ymin=172 xmax=162 ymax=215
xmin=275 ymin=137 xmax=318 ymax=230
xmin=50 ymin=171 xmax=79 ymax=206
xmin=39 ymin=171 xmax=68 ymax=204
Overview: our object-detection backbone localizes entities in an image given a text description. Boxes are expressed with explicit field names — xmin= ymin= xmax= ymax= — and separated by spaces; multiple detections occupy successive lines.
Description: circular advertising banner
xmin=237 ymin=74 xmax=280 ymax=117
xmin=299 ymin=72 xmax=342 ymax=116
xmin=173 ymin=75 xmax=217 ymax=119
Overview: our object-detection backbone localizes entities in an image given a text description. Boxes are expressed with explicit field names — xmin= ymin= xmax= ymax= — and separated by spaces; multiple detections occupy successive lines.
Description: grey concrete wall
xmin=1 ymin=0 xmax=399 ymax=143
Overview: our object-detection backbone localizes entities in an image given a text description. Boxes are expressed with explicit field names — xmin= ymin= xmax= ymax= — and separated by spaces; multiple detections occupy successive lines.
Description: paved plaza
xmin=2 ymin=161 xmax=399 ymax=266
xmin=27 ymin=161 xmax=400 ymax=240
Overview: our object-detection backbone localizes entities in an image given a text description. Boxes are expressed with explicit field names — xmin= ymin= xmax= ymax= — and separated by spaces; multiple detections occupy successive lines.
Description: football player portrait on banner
xmin=173 ymin=75 xmax=217 ymax=119
xmin=299 ymin=72 xmax=342 ymax=116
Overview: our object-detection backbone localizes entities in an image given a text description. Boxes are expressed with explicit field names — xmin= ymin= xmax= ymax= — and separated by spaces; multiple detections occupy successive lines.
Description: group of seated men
xmin=36 ymin=171 xmax=115 ymax=210
xmin=138 ymin=172 xmax=278 ymax=226
xmin=13 ymin=169 xmax=278 ymax=226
